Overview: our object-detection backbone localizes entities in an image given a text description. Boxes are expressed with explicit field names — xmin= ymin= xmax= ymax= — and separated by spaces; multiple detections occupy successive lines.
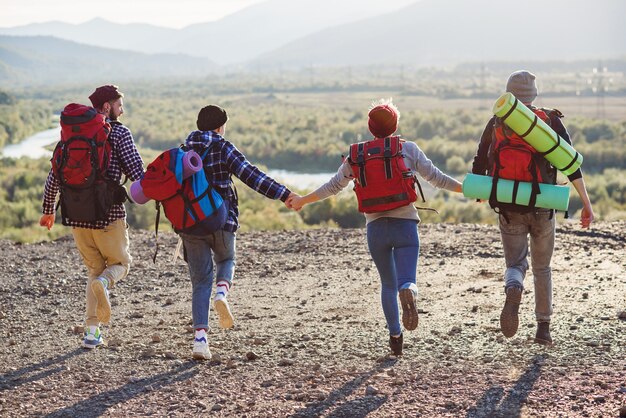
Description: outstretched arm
xmin=571 ymin=177 xmax=594 ymax=228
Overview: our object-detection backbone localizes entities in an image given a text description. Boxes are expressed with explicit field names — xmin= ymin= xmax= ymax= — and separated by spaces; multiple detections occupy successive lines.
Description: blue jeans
xmin=367 ymin=218 xmax=420 ymax=336
xmin=499 ymin=210 xmax=555 ymax=322
xmin=181 ymin=230 xmax=236 ymax=329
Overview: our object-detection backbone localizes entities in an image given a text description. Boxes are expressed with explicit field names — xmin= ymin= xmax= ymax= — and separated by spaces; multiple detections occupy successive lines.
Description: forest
xmin=0 ymin=71 xmax=624 ymax=242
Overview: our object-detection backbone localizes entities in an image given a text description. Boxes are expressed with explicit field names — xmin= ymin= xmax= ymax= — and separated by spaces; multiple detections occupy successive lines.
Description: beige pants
xmin=72 ymin=219 xmax=131 ymax=326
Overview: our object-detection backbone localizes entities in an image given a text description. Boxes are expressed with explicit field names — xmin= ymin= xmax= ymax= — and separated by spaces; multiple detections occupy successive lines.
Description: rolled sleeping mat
xmin=493 ymin=92 xmax=583 ymax=177
xmin=462 ymin=173 xmax=570 ymax=212
xmin=129 ymin=150 xmax=204 ymax=205
xmin=181 ymin=150 xmax=203 ymax=179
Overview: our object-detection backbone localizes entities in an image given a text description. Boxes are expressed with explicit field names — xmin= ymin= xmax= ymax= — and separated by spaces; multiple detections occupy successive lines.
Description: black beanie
xmin=197 ymin=105 xmax=228 ymax=131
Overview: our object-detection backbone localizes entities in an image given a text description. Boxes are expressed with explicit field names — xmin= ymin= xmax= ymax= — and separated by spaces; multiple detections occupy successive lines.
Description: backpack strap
xmin=383 ymin=137 xmax=393 ymax=179
xmin=355 ymin=142 xmax=367 ymax=187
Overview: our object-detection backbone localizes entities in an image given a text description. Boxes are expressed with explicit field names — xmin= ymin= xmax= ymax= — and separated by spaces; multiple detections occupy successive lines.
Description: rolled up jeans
xmin=181 ymin=230 xmax=236 ymax=329
xmin=499 ymin=210 xmax=555 ymax=322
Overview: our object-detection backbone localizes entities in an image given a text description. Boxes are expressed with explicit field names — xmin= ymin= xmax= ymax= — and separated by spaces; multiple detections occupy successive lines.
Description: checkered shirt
xmin=185 ymin=130 xmax=291 ymax=232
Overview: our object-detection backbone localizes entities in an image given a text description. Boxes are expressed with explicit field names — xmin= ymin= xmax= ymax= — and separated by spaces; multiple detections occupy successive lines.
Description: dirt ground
xmin=0 ymin=221 xmax=624 ymax=417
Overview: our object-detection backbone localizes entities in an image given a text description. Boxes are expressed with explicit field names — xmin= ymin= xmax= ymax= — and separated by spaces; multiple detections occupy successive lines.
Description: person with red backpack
xmin=471 ymin=70 xmax=594 ymax=345
xmin=39 ymin=85 xmax=145 ymax=349
xmin=288 ymin=99 xmax=462 ymax=356
xmin=181 ymin=105 xmax=296 ymax=360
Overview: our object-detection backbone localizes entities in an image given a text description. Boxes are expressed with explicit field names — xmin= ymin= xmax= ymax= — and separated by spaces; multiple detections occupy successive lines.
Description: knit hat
xmin=197 ymin=105 xmax=228 ymax=131
xmin=368 ymin=104 xmax=398 ymax=138
xmin=506 ymin=70 xmax=538 ymax=104
xmin=88 ymin=85 xmax=123 ymax=109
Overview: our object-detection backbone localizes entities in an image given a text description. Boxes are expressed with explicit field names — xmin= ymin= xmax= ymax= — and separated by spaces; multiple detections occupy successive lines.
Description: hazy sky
xmin=0 ymin=0 xmax=262 ymax=28
xmin=0 ymin=0 xmax=418 ymax=29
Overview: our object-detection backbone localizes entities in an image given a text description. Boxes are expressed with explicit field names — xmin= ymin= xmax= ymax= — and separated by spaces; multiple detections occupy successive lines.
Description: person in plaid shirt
xmin=183 ymin=104 xmax=297 ymax=360
xmin=39 ymin=85 xmax=144 ymax=349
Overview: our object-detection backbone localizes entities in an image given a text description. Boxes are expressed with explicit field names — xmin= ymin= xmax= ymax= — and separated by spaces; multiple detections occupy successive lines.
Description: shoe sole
xmin=500 ymin=291 xmax=521 ymax=338
xmin=82 ymin=341 xmax=103 ymax=349
xmin=192 ymin=351 xmax=212 ymax=360
xmin=399 ymin=289 xmax=418 ymax=331
xmin=214 ymin=299 xmax=234 ymax=329
xmin=534 ymin=336 xmax=553 ymax=346
xmin=91 ymin=280 xmax=111 ymax=324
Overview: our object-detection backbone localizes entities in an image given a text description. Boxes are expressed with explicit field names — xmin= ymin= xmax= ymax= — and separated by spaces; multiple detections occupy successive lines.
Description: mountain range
xmin=0 ymin=0 xmax=625 ymax=86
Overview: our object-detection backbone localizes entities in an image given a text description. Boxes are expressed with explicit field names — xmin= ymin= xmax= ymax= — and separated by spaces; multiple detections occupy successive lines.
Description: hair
xmin=369 ymin=98 xmax=401 ymax=121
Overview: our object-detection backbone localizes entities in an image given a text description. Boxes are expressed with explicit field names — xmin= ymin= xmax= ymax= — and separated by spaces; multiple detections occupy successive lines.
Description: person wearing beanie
xmin=471 ymin=70 xmax=594 ymax=345
xmin=181 ymin=104 xmax=298 ymax=360
xmin=287 ymin=98 xmax=463 ymax=356
xmin=40 ymin=84 xmax=144 ymax=349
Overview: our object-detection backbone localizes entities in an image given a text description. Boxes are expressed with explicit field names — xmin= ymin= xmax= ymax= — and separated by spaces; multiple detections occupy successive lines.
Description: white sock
xmin=215 ymin=280 xmax=230 ymax=300
xmin=195 ymin=329 xmax=207 ymax=341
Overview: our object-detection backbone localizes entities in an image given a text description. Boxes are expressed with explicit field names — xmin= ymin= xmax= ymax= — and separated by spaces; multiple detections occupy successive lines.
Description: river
xmin=1 ymin=129 xmax=439 ymax=196
xmin=0 ymin=128 xmax=336 ymax=190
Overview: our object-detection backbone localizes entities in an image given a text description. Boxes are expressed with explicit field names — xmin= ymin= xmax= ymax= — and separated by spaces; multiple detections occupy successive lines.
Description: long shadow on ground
xmin=42 ymin=361 xmax=199 ymax=418
xmin=290 ymin=358 xmax=397 ymax=418
xmin=466 ymin=354 xmax=546 ymax=418
xmin=0 ymin=348 xmax=86 ymax=392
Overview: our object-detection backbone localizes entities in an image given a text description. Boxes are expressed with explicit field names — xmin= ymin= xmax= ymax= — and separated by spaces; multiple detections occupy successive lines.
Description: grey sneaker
xmin=534 ymin=321 xmax=553 ymax=345
xmin=399 ymin=288 xmax=419 ymax=331
xmin=500 ymin=287 xmax=522 ymax=338
xmin=91 ymin=278 xmax=111 ymax=324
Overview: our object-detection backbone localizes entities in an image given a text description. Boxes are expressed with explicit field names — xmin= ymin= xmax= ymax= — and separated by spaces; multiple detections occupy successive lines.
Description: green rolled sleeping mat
xmin=462 ymin=173 xmax=570 ymax=212
xmin=493 ymin=92 xmax=583 ymax=177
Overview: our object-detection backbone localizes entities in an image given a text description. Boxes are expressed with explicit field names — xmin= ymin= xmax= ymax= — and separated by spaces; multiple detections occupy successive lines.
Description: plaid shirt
xmin=42 ymin=121 xmax=145 ymax=229
xmin=185 ymin=130 xmax=291 ymax=232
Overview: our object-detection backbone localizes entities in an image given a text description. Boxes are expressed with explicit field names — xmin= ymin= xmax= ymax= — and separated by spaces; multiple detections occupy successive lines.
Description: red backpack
xmin=346 ymin=136 xmax=421 ymax=213
xmin=51 ymin=103 xmax=117 ymax=223
xmin=488 ymin=107 xmax=557 ymax=212
xmin=140 ymin=146 xmax=227 ymax=236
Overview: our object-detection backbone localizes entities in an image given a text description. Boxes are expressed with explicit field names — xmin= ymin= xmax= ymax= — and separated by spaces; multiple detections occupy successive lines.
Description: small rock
xmin=617 ymin=311 xmax=626 ymax=320
xmin=582 ymin=292 xmax=589 ymax=300
xmin=260 ymin=380 xmax=273 ymax=387
xmin=72 ymin=325 xmax=84 ymax=334
xmin=278 ymin=358 xmax=294 ymax=366
xmin=0 ymin=311 xmax=6 ymax=320
xmin=211 ymin=404 xmax=222 ymax=411
xmin=151 ymin=334 xmax=161 ymax=343
xmin=365 ymin=385 xmax=379 ymax=396
xmin=164 ymin=351 xmax=177 ymax=360
xmin=141 ymin=347 xmax=157 ymax=358
xmin=165 ymin=298 xmax=174 ymax=305
xmin=593 ymin=395 xmax=605 ymax=403
xmin=619 ymin=405 xmax=626 ymax=417
xmin=246 ymin=351 xmax=258 ymax=361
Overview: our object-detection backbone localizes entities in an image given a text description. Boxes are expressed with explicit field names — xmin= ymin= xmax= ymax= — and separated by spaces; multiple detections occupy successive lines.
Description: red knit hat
xmin=368 ymin=104 xmax=398 ymax=138
xmin=88 ymin=85 xmax=123 ymax=109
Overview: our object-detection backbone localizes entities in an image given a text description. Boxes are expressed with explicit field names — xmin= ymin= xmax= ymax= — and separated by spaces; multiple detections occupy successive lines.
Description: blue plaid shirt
xmin=185 ymin=130 xmax=291 ymax=232
xmin=42 ymin=122 xmax=145 ymax=229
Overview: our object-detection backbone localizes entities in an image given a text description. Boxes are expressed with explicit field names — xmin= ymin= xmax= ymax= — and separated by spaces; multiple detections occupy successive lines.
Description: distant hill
xmin=0 ymin=0 xmax=417 ymax=64
xmin=253 ymin=0 xmax=626 ymax=68
xmin=0 ymin=35 xmax=215 ymax=87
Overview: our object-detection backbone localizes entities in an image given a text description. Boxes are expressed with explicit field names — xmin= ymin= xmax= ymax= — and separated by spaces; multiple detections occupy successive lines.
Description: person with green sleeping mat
xmin=471 ymin=70 xmax=594 ymax=345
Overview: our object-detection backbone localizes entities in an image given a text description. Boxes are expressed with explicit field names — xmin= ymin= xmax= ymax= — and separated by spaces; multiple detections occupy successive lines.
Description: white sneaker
xmin=213 ymin=296 xmax=234 ymax=329
xmin=82 ymin=326 xmax=104 ymax=349
xmin=192 ymin=331 xmax=211 ymax=360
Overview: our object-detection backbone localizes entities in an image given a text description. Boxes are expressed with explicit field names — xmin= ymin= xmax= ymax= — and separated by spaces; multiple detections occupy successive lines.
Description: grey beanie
xmin=506 ymin=70 xmax=538 ymax=104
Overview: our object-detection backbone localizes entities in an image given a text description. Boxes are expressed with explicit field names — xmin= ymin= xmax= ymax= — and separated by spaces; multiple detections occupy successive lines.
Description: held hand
xmin=284 ymin=192 xmax=300 ymax=209
xmin=580 ymin=204 xmax=594 ymax=229
xmin=290 ymin=196 xmax=306 ymax=211
xmin=39 ymin=214 xmax=55 ymax=230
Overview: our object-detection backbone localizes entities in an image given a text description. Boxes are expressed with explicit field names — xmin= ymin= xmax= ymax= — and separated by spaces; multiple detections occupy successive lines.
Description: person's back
xmin=471 ymin=70 xmax=594 ymax=345
xmin=180 ymin=105 xmax=295 ymax=360
xmin=40 ymin=85 xmax=144 ymax=349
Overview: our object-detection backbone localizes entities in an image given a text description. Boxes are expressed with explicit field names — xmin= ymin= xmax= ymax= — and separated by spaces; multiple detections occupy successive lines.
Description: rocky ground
xmin=0 ymin=221 xmax=624 ymax=417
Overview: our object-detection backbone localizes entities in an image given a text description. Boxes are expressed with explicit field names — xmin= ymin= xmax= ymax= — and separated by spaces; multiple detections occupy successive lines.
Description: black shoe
xmin=534 ymin=321 xmax=553 ymax=345
xmin=389 ymin=334 xmax=403 ymax=356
